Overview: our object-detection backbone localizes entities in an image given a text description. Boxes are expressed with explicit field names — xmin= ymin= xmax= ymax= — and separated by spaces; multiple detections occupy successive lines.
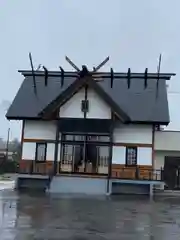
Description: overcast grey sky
xmin=0 ymin=0 xmax=180 ymax=140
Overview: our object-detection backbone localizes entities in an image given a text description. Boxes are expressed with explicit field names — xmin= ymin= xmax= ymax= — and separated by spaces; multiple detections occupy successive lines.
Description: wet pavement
xmin=0 ymin=185 xmax=180 ymax=239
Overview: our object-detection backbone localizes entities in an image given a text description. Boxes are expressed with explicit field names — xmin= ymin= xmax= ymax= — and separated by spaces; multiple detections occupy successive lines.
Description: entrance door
xmin=164 ymin=156 xmax=180 ymax=190
xmin=73 ymin=144 xmax=85 ymax=172
xmin=60 ymin=143 xmax=98 ymax=173
xmin=175 ymin=167 xmax=180 ymax=189
xmin=60 ymin=134 xmax=110 ymax=175
xmin=73 ymin=143 xmax=98 ymax=173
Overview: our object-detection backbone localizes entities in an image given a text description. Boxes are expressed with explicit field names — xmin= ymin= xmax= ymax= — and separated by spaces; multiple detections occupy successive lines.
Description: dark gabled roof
xmin=6 ymin=70 xmax=175 ymax=125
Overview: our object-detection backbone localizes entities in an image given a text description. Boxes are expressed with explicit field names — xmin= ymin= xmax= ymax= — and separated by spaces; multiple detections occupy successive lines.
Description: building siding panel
xmin=22 ymin=142 xmax=56 ymax=161
xmin=21 ymin=118 xmax=154 ymax=178
xmin=22 ymin=142 xmax=36 ymax=160
xmin=112 ymin=146 xmax=126 ymax=164
xmin=86 ymin=88 xmax=111 ymax=119
xmin=112 ymin=124 xmax=153 ymax=167
xmin=112 ymin=146 xmax=152 ymax=166
xmin=137 ymin=147 xmax=152 ymax=165
xmin=113 ymin=124 xmax=152 ymax=144
xmin=59 ymin=87 xmax=111 ymax=119
xmin=59 ymin=88 xmax=85 ymax=118
xmin=24 ymin=120 xmax=56 ymax=140
xmin=155 ymin=131 xmax=180 ymax=151
xmin=46 ymin=143 xmax=55 ymax=161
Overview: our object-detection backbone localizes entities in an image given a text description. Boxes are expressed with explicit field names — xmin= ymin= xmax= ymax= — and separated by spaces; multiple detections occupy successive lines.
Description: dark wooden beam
xmin=53 ymin=121 xmax=60 ymax=175
xmin=106 ymin=112 xmax=114 ymax=194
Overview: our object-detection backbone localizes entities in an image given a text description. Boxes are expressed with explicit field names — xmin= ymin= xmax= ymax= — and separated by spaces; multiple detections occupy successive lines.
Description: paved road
xmin=0 ymin=185 xmax=180 ymax=239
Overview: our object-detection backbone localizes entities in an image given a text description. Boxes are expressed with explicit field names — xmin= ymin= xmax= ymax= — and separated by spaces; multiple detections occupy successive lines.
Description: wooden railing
xmin=112 ymin=167 xmax=164 ymax=181
xmin=19 ymin=161 xmax=54 ymax=175
xmin=19 ymin=160 xmax=164 ymax=181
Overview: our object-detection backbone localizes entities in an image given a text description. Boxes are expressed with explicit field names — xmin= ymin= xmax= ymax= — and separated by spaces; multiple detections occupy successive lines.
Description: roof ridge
xmin=18 ymin=70 xmax=175 ymax=80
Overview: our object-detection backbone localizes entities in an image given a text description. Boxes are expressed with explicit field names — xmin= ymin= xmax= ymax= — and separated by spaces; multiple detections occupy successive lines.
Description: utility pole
xmin=6 ymin=128 xmax=10 ymax=161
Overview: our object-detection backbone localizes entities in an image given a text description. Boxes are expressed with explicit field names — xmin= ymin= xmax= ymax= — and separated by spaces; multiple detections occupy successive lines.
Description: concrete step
xmin=48 ymin=176 xmax=107 ymax=194
xmin=153 ymin=182 xmax=165 ymax=191
xmin=154 ymin=189 xmax=180 ymax=196
xmin=17 ymin=177 xmax=49 ymax=192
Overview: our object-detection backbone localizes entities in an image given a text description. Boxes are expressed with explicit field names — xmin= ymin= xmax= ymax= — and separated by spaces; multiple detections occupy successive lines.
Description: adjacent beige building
xmin=154 ymin=130 xmax=180 ymax=169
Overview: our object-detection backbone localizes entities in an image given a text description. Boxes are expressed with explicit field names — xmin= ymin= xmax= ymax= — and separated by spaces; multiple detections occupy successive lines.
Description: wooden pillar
xmin=53 ymin=120 xmax=59 ymax=175
xmin=152 ymin=124 xmax=155 ymax=170
xmin=19 ymin=120 xmax=25 ymax=173
xmin=107 ymin=115 xmax=114 ymax=194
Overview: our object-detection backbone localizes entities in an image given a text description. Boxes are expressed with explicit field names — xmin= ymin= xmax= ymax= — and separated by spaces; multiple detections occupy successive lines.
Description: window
xmin=98 ymin=146 xmax=109 ymax=167
xmin=155 ymin=125 xmax=160 ymax=131
xmin=81 ymin=100 xmax=89 ymax=113
xmin=126 ymin=147 xmax=137 ymax=166
xmin=62 ymin=134 xmax=110 ymax=143
xmin=62 ymin=145 xmax=73 ymax=165
xmin=87 ymin=135 xmax=110 ymax=142
xmin=35 ymin=143 xmax=47 ymax=162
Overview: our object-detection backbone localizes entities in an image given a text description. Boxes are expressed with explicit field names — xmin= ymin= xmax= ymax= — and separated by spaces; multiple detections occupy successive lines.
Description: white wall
xmin=112 ymin=146 xmax=126 ymax=164
xmin=155 ymin=131 xmax=180 ymax=151
xmin=24 ymin=120 xmax=56 ymax=140
xmin=59 ymin=87 xmax=111 ymax=119
xmin=22 ymin=142 xmax=36 ymax=160
xmin=86 ymin=88 xmax=111 ymax=119
xmin=112 ymin=146 xmax=152 ymax=165
xmin=137 ymin=148 xmax=152 ymax=165
xmin=113 ymin=124 xmax=152 ymax=144
xmin=112 ymin=124 xmax=153 ymax=166
xmin=22 ymin=121 xmax=153 ymax=166
xmin=22 ymin=142 xmax=55 ymax=161
xmin=22 ymin=120 xmax=59 ymax=162
xmin=59 ymin=88 xmax=85 ymax=118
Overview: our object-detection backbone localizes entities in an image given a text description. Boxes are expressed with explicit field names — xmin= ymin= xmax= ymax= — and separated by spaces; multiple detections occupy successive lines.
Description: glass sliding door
xmin=61 ymin=144 xmax=73 ymax=172
xmin=73 ymin=144 xmax=84 ymax=172
xmin=97 ymin=146 xmax=109 ymax=174
xmin=60 ymin=133 xmax=110 ymax=175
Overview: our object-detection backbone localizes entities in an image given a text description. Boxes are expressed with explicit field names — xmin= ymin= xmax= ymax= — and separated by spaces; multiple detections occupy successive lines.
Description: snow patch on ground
xmin=0 ymin=181 xmax=15 ymax=190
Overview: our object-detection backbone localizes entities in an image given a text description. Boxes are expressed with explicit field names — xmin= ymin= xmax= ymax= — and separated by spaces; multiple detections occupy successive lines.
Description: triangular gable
xmin=39 ymin=75 xmax=131 ymax=122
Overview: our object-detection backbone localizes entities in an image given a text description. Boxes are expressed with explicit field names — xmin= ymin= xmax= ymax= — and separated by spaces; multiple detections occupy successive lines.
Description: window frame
xmin=125 ymin=146 xmax=137 ymax=166
xmin=35 ymin=142 xmax=47 ymax=163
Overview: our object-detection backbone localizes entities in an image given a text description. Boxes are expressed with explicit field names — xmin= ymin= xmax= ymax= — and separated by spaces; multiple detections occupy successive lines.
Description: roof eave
xmin=127 ymin=120 xmax=170 ymax=125
xmin=6 ymin=116 xmax=42 ymax=120
xmin=6 ymin=116 xmax=169 ymax=126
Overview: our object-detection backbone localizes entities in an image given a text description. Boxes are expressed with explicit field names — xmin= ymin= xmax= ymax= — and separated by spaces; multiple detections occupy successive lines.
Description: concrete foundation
xmin=16 ymin=175 xmax=49 ymax=191
xmin=48 ymin=176 xmax=108 ymax=195
xmin=110 ymin=179 xmax=155 ymax=196
xmin=112 ymin=182 xmax=150 ymax=195
xmin=15 ymin=174 xmax=164 ymax=196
